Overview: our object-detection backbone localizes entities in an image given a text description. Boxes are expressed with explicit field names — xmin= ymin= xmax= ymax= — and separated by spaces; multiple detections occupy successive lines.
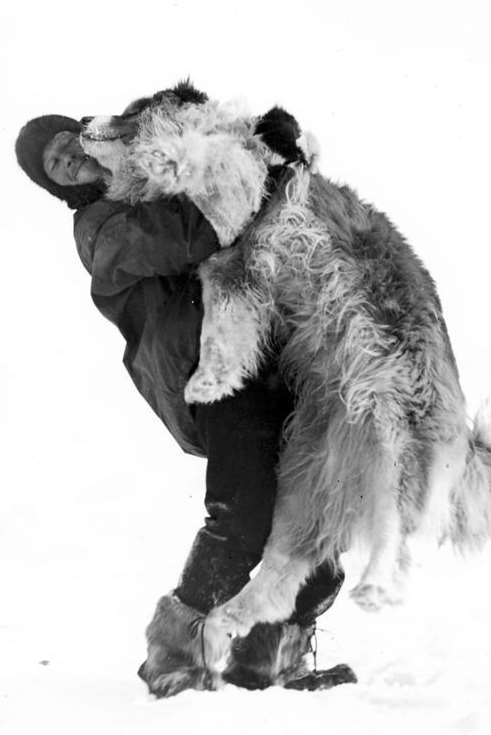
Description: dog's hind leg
xmin=349 ymin=481 xmax=405 ymax=611
xmin=349 ymin=427 xmax=410 ymax=611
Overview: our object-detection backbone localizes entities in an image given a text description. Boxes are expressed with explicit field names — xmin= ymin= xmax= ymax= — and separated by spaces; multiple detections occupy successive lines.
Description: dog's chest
xmin=249 ymin=204 xmax=339 ymax=303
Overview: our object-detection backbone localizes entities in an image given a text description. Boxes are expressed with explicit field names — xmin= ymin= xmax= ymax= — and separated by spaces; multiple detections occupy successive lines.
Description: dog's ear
xmin=151 ymin=78 xmax=209 ymax=109
xmin=254 ymin=106 xmax=306 ymax=164
xmin=122 ymin=96 xmax=153 ymax=117
xmin=170 ymin=78 xmax=209 ymax=105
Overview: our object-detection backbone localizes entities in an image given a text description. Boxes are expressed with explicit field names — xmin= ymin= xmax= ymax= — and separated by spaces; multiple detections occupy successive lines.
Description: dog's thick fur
xmin=81 ymin=82 xmax=491 ymax=674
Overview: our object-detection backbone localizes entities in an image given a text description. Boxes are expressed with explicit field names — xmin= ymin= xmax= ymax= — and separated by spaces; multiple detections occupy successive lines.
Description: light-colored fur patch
xmin=185 ymin=261 xmax=266 ymax=403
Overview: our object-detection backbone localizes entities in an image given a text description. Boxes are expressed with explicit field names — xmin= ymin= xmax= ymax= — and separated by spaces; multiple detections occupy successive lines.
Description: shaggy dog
xmin=81 ymin=81 xmax=491 ymax=674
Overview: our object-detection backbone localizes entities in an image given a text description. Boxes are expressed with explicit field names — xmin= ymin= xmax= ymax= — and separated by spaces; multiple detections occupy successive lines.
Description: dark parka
xmin=74 ymin=195 xmax=220 ymax=457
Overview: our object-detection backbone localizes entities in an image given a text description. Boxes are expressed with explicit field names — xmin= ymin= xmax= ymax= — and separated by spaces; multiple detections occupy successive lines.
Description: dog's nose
xmin=80 ymin=116 xmax=94 ymax=128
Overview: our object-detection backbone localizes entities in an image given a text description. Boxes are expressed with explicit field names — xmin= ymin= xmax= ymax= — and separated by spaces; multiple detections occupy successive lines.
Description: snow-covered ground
xmin=2 ymin=479 xmax=491 ymax=735
xmin=3 ymin=1 xmax=491 ymax=733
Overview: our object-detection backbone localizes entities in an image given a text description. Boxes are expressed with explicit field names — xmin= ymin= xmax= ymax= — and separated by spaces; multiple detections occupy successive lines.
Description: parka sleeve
xmin=73 ymin=195 xmax=220 ymax=296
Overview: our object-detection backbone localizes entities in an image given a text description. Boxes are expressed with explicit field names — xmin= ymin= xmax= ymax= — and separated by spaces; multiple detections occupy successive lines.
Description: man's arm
xmin=74 ymin=194 xmax=220 ymax=296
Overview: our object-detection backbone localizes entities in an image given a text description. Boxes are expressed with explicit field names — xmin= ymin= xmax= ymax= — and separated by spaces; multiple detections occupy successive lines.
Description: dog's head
xmin=80 ymin=79 xmax=319 ymax=207
xmin=79 ymin=79 xmax=209 ymax=174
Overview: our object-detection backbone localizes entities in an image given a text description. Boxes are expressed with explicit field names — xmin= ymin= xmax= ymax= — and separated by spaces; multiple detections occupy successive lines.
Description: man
xmin=15 ymin=108 xmax=355 ymax=696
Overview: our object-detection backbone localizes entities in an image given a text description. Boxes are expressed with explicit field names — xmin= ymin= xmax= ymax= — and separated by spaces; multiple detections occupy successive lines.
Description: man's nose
xmin=80 ymin=116 xmax=94 ymax=128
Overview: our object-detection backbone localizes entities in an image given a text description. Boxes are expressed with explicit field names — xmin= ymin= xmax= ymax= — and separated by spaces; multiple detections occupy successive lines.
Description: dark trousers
xmin=175 ymin=375 xmax=343 ymax=625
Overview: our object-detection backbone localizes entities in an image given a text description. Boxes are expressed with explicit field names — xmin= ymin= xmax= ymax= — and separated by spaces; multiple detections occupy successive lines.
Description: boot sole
xmin=283 ymin=663 xmax=357 ymax=691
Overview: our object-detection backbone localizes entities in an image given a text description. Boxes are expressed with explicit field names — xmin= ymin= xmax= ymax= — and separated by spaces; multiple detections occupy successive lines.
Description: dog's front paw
xmin=203 ymin=604 xmax=254 ymax=673
xmin=184 ymin=337 xmax=247 ymax=404
xmin=202 ymin=616 xmax=235 ymax=674
xmin=214 ymin=601 xmax=255 ymax=639
xmin=184 ymin=369 xmax=237 ymax=404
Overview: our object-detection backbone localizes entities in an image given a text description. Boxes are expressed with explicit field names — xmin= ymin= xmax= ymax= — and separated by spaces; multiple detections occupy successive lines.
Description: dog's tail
xmin=447 ymin=398 xmax=491 ymax=552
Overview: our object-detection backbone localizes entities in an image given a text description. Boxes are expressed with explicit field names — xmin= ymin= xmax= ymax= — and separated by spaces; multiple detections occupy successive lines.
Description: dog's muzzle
xmin=79 ymin=114 xmax=138 ymax=143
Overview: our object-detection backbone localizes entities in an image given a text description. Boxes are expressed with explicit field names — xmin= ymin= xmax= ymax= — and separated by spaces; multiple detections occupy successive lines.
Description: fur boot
xmin=223 ymin=621 xmax=356 ymax=691
xmin=138 ymin=594 xmax=356 ymax=697
xmin=138 ymin=594 xmax=221 ymax=698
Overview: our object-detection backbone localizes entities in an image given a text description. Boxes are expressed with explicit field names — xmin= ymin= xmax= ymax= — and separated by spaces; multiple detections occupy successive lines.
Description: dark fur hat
xmin=15 ymin=115 xmax=105 ymax=209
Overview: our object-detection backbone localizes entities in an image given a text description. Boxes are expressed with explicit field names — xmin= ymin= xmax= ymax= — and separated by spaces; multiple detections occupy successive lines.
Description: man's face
xmin=43 ymin=131 xmax=104 ymax=186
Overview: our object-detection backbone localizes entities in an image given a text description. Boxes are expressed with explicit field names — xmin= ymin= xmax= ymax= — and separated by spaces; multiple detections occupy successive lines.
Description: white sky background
xmin=2 ymin=1 xmax=491 ymax=733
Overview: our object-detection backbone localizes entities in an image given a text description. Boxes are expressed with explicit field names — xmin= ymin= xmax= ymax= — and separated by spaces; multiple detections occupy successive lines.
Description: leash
xmin=190 ymin=615 xmax=209 ymax=670
xmin=191 ymin=615 xmax=215 ymax=689
xmin=309 ymin=624 xmax=318 ymax=673
xmin=200 ymin=620 xmax=208 ymax=671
